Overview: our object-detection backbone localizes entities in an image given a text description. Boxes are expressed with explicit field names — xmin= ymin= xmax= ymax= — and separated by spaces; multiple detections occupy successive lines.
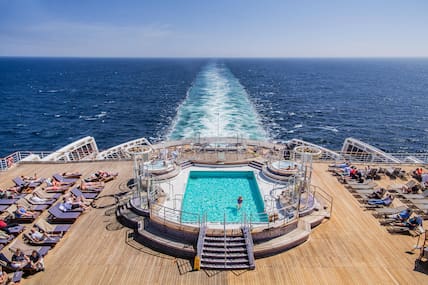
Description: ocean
xmin=1 ymin=57 xmax=427 ymax=156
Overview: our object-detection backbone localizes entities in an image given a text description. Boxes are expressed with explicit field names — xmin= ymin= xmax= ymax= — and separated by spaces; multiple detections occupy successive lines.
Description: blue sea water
xmin=0 ymin=57 xmax=427 ymax=156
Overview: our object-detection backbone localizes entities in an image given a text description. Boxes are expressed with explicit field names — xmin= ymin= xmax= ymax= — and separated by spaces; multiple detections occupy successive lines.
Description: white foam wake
xmin=168 ymin=62 xmax=267 ymax=140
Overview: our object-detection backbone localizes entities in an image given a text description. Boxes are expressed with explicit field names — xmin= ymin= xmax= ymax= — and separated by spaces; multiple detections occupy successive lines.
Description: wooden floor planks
xmin=0 ymin=161 xmax=426 ymax=284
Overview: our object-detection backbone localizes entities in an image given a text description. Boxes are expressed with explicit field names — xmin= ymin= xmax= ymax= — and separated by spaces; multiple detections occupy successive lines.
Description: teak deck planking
xmin=0 ymin=161 xmax=426 ymax=284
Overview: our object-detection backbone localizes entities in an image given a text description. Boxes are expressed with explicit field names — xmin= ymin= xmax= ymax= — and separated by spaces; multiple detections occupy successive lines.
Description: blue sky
xmin=1 ymin=0 xmax=427 ymax=57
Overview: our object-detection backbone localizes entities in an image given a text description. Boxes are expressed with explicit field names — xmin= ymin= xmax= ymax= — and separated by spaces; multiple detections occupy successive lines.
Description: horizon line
xmin=1 ymin=55 xmax=428 ymax=60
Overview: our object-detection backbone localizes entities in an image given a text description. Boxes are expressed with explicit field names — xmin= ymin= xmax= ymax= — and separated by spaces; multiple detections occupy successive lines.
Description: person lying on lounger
xmin=0 ymin=188 xmax=15 ymax=199
xmin=85 ymin=170 xmax=118 ymax=182
xmin=27 ymin=250 xmax=44 ymax=272
xmin=367 ymin=188 xmax=386 ymax=199
xmin=80 ymin=180 xmax=104 ymax=191
xmin=386 ymin=209 xmax=412 ymax=222
xmin=402 ymin=183 xmax=421 ymax=194
xmin=21 ymin=173 xmax=38 ymax=181
xmin=62 ymin=172 xmax=81 ymax=178
xmin=0 ymin=219 xmax=20 ymax=234
xmin=367 ymin=194 xmax=394 ymax=206
xmin=43 ymin=184 xmax=69 ymax=192
xmin=30 ymin=228 xmax=61 ymax=242
xmin=60 ymin=197 xmax=89 ymax=211
xmin=391 ymin=215 xmax=423 ymax=231
xmin=45 ymin=177 xmax=70 ymax=187
xmin=329 ymin=162 xmax=350 ymax=168
xmin=29 ymin=192 xmax=52 ymax=204
xmin=11 ymin=248 xmax=28 ymax=270
xmin=15 ymin=206 xmax=36 ymax=218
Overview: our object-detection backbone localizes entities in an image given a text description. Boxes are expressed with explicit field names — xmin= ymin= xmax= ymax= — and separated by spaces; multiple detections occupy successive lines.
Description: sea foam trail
xmin=168 ymin=62 xmax=267 ymax=140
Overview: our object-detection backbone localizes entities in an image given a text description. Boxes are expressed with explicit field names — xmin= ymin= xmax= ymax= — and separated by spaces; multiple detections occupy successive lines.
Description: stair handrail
xmin=224 ymin=212 xmax=227 ymax=267
xmin=242 ymin=225 xmax=255 ymax=269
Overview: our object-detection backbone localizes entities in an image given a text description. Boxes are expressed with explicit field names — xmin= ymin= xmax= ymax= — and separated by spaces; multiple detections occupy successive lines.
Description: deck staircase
xmin=198 ymin=226 xmax=255 ymax=270
xmin=180 ymin=160 xmax=193 ymax=169
xmin=116 ymin=200 xmax=143 ymax=229
xmin=248 ymin=160 xmax=264 ymax=170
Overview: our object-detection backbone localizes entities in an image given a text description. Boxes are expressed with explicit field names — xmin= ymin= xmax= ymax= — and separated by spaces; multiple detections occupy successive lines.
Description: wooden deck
xmin=0 ymin=161 xmax=427 ymax=284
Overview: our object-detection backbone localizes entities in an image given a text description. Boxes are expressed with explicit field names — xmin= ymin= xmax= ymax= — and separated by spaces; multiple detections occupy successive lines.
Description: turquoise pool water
xmin=181 ymin=171 xmax=268 ymax=223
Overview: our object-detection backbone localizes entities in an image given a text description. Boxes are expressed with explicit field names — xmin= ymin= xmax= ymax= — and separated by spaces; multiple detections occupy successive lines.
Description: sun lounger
xmin=410 ymin=203 xmax=428 ymax=210
xmin=389 ymin=180 xmax=420 ymax=191
xmin=17 ymin=199 xmax=48 ymax=212
xmin=0 ymin=199 xmax=18 ymax=205
xmin=365 ymin=168 xmax=381 ymax=180
xmin=12 ymin=270 xmax=23 ymax=283
xmin=1 ymin=240 xmax=50 ymax=274
xmin=44 ymin=187 xmax=69 ymax=194
xmin=61 ymin=172 xmax=82 ymax=179
xmin=34 ymin=189 xmax=61 ymax=200
xmin=71 ymin=188 xmax=98 ymax=199
xmin=53 ymin=173 xmax=78 ymax=184
xmin=351 ymin=189 xmax=378 ymax=194
xmin=370 ymin=205 xmax=408 ymax=217
xmin=47 ymin=205 xmax=81 ymax=224
xmin=35 ymin=219 xmax=71 ymax=234
xmin=408 ymin=199 xmax=428 ymax=205
xmin=347 ymin=183 xmax=377 ymax=190
xmin=5 ymin=205 xmax=40 ymax=224
xmin=0 ymin=232 xmax=14 ymax=245
xmin=24 ymin=194 xmax=56 ymax=206
xmin=2 ymin=225 xmax=25 ymax=235
xmin=79 ymin=185 xmax=104 ymax=193
xmin=397 ymin=190 xmax=428 ymax=200
xmin=12 ymin=177 xmax=38 ymax=189
xmin=386 ymin=167 xmax=406 ymax=179
xmin=23 ymin=232 xmax=61 ymax=246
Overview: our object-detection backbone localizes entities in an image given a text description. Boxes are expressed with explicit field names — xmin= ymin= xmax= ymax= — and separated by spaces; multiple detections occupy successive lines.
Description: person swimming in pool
xmin=237 ymin=196 xmax=243 ymax=209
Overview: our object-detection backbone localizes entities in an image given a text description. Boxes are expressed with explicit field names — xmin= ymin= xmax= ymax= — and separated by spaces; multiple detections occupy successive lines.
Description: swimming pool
xmin=181 ymin=171 xmax=267 ymax=223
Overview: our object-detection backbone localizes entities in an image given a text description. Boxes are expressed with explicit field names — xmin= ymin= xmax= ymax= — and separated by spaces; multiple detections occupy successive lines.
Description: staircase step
xmin=202 ymin=252 xmax=248 ymax=258
xmin=203 ymin=246 xmax=247 ymax=253
xmin=201 ymin=263 xmax=251 ymax=270
xmin=201 ymin=257 xmax=249 ymax=264
xmin=203 ymin=241 xmax=245 ymax=247
xmin=204 ymin=236 xmax=244 ymax=242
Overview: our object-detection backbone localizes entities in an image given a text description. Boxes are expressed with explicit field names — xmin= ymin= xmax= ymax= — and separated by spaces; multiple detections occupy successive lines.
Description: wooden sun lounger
xmin=0 ymin=233 xmax=14 ymax=245
xmin=397 ymin=191 xmax=428 ymax=200
xmin=5 ymin=205 xmax=40 ymax=224
xmin=34 ymin=189 xmax=61 ymax=200
xmin=408 ymin=199 xmax=428 ymax=205
xmin=35 ymin=219 xmax=71 ymax=234
xmin=23 ymin=232 xmax=61 ymax=246
xmin=79 ymin=185 xmax=104 ymax=193
xmin=0 ymin=198 xmax=19 ymax=205
xmin=1 ymin=239 xmax=51 ymax=274
xmin=53 ymin=173 xmax=78 ymax=184
xmin=24 ymin=194 xmax=56 ymax=206
xmin=370 ymin=206 xmax=408 ymax=216
xmin=61 ymin=172 xmax=82 ymax=179
xmin=47 ymin=205 xmax=81 ymax=224
xmin=389 ymin=180 xmax=420 ymax=191
xmin=12 ymin=177 xmax=38 ymax=188
xmin=9 ymin=239 xmax=51 ymax=257
xmin=17 ymin=199 xmax=49 ymax=212
xmin=71 ymin=188 xmax=98 ymax=199
xmin=347 ymin=183 xmax=377 ymax=190
xmin=351 ymin=189 xmax=377 ymax=194
xmin=2 ymin=225 xmax=25 ymax=235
